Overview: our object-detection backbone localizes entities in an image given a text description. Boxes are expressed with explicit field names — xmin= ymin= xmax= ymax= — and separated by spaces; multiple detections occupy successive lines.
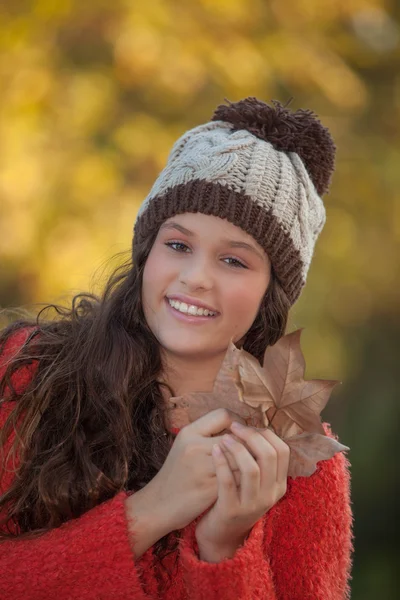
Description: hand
xmin=143 ymin=408 xmax=247 ymax=534
xmin=195 ymin=421 xmax=290 ymax=558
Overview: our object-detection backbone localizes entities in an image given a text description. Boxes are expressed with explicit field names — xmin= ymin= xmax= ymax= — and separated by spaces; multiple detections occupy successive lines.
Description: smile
xmin=168 ymin=298 xmax=217 ymax=317
xmin=165 ymin=298 xmax=219 ymax=324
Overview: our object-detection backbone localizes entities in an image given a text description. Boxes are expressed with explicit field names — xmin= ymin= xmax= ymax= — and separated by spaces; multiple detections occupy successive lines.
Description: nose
xmin=178 ymin=255 xmax=214 ymax=291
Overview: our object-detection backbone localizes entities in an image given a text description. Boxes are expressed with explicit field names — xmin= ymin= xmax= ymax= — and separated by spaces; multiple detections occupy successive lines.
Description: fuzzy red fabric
xmin=0 ymin=328 xmax=354 ymax=599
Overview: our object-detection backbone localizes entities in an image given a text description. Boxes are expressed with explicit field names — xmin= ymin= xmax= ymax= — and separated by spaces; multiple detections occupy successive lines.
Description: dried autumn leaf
xmin=285 ymin=432 xmax=349 ymax=478
xmin=167 ymin=328 xmax=349 ymax=478
xmin=238 ymin=329 xmax=340 ymax=437
xmin=165 ymin=341 xmax=266 ymax=432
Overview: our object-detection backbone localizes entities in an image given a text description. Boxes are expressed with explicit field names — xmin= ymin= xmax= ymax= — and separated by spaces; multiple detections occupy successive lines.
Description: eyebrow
xmin=159 ymin=221 xmax=265 ymax=261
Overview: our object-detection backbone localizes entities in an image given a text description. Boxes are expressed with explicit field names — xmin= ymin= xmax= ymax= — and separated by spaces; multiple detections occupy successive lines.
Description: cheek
xmin=142 ymin=252 xmax=163 ymax=305
xmin=223 ymin=280 xmax=266 ymax=320
xmin=142 ymin=247 xmax=177 ymax=308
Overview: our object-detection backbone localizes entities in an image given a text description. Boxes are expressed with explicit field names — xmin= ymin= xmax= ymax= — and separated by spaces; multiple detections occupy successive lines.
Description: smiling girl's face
xmin=141 ymin=212 xmax=271 ymax=360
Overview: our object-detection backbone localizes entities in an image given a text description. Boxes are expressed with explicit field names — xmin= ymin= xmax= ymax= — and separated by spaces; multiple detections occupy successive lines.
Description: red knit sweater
xmin=0 ymin=328 xmax=354 ymax=600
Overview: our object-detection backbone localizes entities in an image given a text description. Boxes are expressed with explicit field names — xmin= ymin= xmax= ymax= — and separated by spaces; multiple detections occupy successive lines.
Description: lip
xmin=166 ymin=293 xmax=219 ymax=314
xmin=165 ymin=297 xmax=219 ymax=324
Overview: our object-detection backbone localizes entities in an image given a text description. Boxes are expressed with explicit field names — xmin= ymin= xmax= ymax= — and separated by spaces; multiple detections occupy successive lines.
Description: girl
xmin=0 ymin=97 xmax=353 ymax=599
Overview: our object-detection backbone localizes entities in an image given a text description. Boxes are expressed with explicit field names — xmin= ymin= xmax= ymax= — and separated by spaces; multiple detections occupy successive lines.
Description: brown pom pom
xmin=212 ymin=97 xmax=336 ymax=196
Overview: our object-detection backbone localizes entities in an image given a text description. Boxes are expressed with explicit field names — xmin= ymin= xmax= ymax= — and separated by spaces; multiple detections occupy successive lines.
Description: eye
xmin=224 ymin=257 xmax=247 ymax=269
xmin=165 ymin=241 xmax=247 ymax=269
xmin=165 ymin=241 xmax=190 ymax=252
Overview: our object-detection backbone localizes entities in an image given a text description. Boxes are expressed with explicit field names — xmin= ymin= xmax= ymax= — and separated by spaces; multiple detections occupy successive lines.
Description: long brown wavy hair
xmin=0 ymin=221 xmax=290 ymax=575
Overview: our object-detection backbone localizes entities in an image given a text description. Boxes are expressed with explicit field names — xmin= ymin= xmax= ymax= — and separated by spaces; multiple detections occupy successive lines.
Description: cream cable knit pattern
xmin=133 ymin=99 xmax=334 ymax=305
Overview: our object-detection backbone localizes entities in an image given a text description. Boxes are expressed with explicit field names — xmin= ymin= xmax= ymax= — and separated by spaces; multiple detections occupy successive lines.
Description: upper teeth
xmin=168 ymin=299 xmax=216 ymax=317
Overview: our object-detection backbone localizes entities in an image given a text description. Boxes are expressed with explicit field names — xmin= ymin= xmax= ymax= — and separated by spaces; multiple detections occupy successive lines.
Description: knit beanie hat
xmin=133 ymin=97 xmax=336 ymax=305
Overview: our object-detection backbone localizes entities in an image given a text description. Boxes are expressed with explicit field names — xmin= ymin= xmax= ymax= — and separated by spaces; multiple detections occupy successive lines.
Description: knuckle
xmin=279 ymin=441 xmax=290 ymax=457
xmin=247 ymin=464 xmax=260 ymax=478
xmin=222 ymin=477 xmax=237 ymax=491
xmin=240 ymin=427 xmax=255 ymax=440
xmin=216 ymin=407 xmax=245 ymax=425
xmin=263 ymin=428 xmax=281 ymax=445
xmin=215 ymin=407 xmax=230 ymax=419
xmin=218 ymin=407 xmax=236 ymax=422
xmin=261 ymin=426 xmax=275 ymax=438
xmin=264 ymin=445 xmax=277 ymax=460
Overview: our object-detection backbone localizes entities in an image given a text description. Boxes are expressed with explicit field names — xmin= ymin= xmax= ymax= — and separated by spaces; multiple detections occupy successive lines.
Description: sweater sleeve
xmin=266 ymin=423 xmax=354 ymax=600
xmin=0 ymin=491 xmax=154 ymax=600
xmin=178 ymin=424 xmax=353 ymax=600
xmin=174 ymin=415 xmax=278 ymax=599
xmin=0 ymin=329 xmax=154 ymax=600
xmin=179 ymin=514 xmax=277 ymax=600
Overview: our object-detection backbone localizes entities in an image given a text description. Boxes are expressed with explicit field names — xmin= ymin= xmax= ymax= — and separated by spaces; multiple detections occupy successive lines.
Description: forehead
xmin=161 ymin=213 xmax=254 ymax=242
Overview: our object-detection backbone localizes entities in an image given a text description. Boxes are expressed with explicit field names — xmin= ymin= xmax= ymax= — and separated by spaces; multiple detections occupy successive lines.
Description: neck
xmin=159 ymin=350 xmax=226 ymax=397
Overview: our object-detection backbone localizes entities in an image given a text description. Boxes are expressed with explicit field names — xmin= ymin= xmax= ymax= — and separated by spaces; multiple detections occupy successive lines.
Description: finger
xmin=219 ymin=444 xmax=241 ymax=476
xmin=229 ymin=423 xmax=280 ymax=497
xmin=215 ymin=429 xmax=256 ymax=474
xmin=221 ymin=434 xmax=260 ymax=506
xmin=189 ymin=408 xmax=247 ymax=437
xmin=209 ymin=443 xmax=241 ymax=486
xmin=258 ymin=428 xmax=290 ymax=484
xmin=209 ymin=462 xmax=241 ymax=487
xmin=204 ymin=432 xmax=242 ymax=485
xmin=230 ymin=423 xmax=289 ymax=484
xmin=233 ymin=469 xmax=241 ymax=487
xmin=212 ymin=443 xmax=239 ymax=505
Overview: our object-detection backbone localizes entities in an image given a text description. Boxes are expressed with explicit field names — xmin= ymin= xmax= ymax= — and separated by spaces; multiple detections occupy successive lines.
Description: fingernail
xmin=231 ymin=421 xmax=245 ymax=430
xmin=212 ymin=444 xmax=222 ymax=456
xmin=223 ymin=434 xmax=235 ymax=446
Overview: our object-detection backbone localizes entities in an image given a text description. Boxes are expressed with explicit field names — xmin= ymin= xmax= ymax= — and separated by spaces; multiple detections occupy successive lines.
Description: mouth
xmin=164 ymin=297 xmax=220 ymax=324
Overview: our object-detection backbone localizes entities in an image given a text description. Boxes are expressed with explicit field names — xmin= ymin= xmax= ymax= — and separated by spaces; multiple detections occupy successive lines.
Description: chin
xmin=158 ymin=335 xmax=224 ymax=358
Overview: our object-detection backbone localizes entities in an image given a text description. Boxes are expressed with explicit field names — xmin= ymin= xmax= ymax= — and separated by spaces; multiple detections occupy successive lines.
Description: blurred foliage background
xmin=0 ymin=0 xmax=399 ymax=597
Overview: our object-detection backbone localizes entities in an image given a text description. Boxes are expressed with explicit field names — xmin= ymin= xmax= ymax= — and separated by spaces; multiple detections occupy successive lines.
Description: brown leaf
xmin=166 ymin=329 xmax=349 ymax=477
xmin=166 ymin=341 xmax=266 ymax=432
xmin=285 ymin=432 xmax=350 ymax=479
xmin=235 ymin=349 xmax=275 ymax=426
xmin=238 ymin=329 xmax=340 ymax=437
